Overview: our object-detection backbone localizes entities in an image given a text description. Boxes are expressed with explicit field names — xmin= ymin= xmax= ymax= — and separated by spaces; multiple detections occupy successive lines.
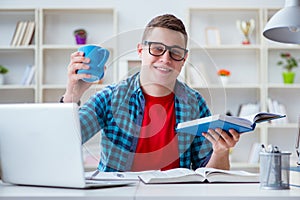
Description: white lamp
xmin=263 ymin=0 xmax=300 ymax=44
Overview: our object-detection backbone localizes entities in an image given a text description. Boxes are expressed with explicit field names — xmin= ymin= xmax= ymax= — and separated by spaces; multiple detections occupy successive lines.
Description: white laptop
xmin=0 ymin=103 xmax=133 ymax=189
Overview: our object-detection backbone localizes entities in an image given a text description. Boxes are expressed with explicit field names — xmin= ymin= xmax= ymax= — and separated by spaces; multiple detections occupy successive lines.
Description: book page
xmin=196 ymin=167 xmax=256 ymax=176
xmin=141 ymin=168 xmax=196 ymax=179
xmin=138 ymin=168 xmax=205 ymax=183
xmin=195 ymin=167 xmax=259 ymax=183
xmin=222 ymin=115 xmax=252 ymax=127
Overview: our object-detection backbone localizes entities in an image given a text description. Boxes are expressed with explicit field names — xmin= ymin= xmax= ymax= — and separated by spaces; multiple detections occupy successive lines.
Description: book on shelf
xmin=289 ymin=166 xmax=300 ymax=187
xmin=10 ymin=20 xmax=35 ymax=46
xmin=21 ymin=21 xmax=35 ymax=46
xmin=267 ymin=98 xmax=288 ymax=124
xmin=10 ymin=21 xmax=23 ymax=46
xmin=176 ymin=112 xmax=286 ymax=135
xmin=237 ymin=103 xmax=259 ymax=118
xmin=138 ymin=167 xmax=259 ymax=184
xmin=15 ymin=21 xmax=28 ymax=46
xmin=247 ymin=142 xmax=262 ymax=164
xmin=20 ymin=65 xmax=35 ymax=85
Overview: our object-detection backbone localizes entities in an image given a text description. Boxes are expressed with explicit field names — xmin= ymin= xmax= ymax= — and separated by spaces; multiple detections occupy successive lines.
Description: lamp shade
xmin=263 ymin=0 xmax=300 ymax=44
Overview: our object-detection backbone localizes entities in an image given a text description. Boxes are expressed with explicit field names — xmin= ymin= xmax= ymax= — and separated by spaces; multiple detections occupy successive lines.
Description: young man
xmin=61 ymin=14 xmax=240 ymax=172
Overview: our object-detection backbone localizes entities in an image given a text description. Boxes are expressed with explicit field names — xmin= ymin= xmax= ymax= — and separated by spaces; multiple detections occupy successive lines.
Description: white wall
xmin=1 ymin=0 xmax=285 ymax=33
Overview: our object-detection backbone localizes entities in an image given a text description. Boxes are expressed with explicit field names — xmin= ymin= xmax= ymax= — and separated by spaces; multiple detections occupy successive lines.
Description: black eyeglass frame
xmin=143 ymin=41 xmax=188 ymax=61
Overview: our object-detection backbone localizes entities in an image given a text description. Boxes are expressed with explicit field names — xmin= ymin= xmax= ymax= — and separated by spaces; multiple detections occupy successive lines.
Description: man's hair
xmin=142 ymin=14 xmax=188 ymax=47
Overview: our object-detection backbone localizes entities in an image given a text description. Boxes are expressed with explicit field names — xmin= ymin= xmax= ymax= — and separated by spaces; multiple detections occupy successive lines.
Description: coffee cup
xmin=77 ymin=45 xmax=110 ymax=82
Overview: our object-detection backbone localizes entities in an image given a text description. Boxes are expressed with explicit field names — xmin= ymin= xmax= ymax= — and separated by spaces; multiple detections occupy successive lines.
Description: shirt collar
xmin=132 ymin=72 xmax=188 ymax=103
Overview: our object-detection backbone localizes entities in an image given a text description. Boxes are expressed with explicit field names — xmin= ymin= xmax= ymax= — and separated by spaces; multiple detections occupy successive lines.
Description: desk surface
xmin=1 ymin=181 xmax=300 ymax=200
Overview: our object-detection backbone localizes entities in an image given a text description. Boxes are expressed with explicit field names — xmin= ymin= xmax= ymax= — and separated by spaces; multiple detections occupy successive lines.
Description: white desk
xmin=1 ymin=181 xmax=300 ymax=200
xmin=136 ymin=183 xmax=300 ymax=200
xmin=0 ymin=181 xmax=136 ymax=200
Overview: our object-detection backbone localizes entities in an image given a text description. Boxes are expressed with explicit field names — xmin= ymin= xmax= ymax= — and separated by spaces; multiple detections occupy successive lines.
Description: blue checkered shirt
xmin=79 ymin=73 xmax=212 ymax=172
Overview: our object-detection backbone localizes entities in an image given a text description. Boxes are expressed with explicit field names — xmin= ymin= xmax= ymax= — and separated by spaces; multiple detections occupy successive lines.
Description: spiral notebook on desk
xmin=0 ymin=103 xmax=133 ymax=189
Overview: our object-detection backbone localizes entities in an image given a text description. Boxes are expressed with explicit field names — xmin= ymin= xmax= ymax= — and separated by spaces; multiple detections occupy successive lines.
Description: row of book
xmin=20 ymin=65 xmax=35 ymax=85
xmin=267 ymin=98 xmax=288 ymax=124
xmin=10 ymin=21 xmax=35 ymax=46
xmin=237 ymin=103 xmax=260 ymax=118
xmin=237 ymin=100 xmax=288 ymax=124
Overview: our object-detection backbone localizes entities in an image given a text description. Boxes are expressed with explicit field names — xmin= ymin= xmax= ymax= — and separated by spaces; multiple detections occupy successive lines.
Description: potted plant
xmin=74 ymin=29 xmax=87 ymax=45
xmin=277 ymin=53 xmax=299 ymax=84
xmin=0 ymin=65 xmax=9 ymax=85
xmin=217 ymin=69 xmax=231 ymax=85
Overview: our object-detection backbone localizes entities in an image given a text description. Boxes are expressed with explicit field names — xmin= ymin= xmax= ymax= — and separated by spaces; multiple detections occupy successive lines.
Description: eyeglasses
xmin=143 ymin=41 xmax=188 ymax=61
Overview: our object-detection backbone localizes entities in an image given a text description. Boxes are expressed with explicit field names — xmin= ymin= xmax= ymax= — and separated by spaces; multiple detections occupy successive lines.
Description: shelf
xmin=189 ymin=44 xmax=261 ymax=50
xmin=39 ymin=8 xmax=117 ymax=102
xmin=267 ymin=123 xmax=298 ymax=129
xmin=191 ymin=84 xmax=261 ymax=89
xmin=267 ymin=83 xmax=300 ymax=88
xmin=0 ymin=8 xmax=38 ymax=103
xmin=0 ymin=85 xmax=36 ymax=89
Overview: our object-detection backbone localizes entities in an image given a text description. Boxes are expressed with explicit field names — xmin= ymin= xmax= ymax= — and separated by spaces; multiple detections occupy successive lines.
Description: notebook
xmin=0 ymin=103 xmax=133 ymax=189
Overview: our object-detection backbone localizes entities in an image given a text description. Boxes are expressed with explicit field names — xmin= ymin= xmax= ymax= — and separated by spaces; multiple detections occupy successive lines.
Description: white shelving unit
xmin=264 ymin=8 xmax=300 ymax=167
xmin=0 ymin=8 xmax=38 ymax=103
xmin=0 ymin=6 xmax=299 ymax=169
xmin=187 ymin=7 xmax=299 ymax=168
xmin=39 ymin=8 xmax=118 ymax=102
xmin=0 ymin=8 xmax=117 ymax=169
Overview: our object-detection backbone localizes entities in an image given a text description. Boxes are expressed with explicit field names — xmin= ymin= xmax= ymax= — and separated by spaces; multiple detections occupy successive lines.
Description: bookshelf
xmin=39 ymin=8 xmax=118 ymax=102
xmin=0 ymin=8 xmax=38 ymax=103
xmin=187 ymin=7 xmax=299 ymax=168
xmin=0 ymin=6 xmax=299 ymax=169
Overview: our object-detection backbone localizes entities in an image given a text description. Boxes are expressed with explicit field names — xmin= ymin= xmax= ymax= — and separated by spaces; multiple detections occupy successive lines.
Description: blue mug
xmin=77 ymin=45 xmax=110 ymax=82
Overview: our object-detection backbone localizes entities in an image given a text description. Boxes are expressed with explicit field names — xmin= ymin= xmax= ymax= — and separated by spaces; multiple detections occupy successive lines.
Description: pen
xmin=261 ymin=144 xmax=266 ymax=152
xmin=116 ymin=173 xmax=125 ymax=178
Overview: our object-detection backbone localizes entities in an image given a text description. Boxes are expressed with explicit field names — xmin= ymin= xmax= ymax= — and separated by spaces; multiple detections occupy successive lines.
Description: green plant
xmin=277 ymin=53 xmax=299 ymax=72
xmin=0 ymin=65 xmax=8 ymax=74
xmin=74 ymin=29 xmax=87 ymax=38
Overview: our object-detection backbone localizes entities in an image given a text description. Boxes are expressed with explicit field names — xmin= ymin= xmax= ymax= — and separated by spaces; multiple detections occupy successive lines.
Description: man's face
xmin=138 ymin=27 xmax=188 ymax=89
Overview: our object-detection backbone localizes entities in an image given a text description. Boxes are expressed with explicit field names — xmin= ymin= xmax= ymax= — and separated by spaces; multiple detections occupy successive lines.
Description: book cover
xmin=138 ymin=167 xmax=259 ymax=184
xmin=20 ymin=65 xmax=32 ymax=85
xmin=25 ymin=66 xmax=35 ymax=85
xmin=21 ymin=21 xmax=35 ymax=46
xmin=290 ymin=166 xmax=300 ymax=187
xmin=176 ymin=112 xmax=286 ymax=135
xmin=20 ymin=65 xmax=35 ymax=85
xmin=15 ymin=21 xmax=28 ymax=46
xmin=10 ymin=21 xmax=22 ymax=46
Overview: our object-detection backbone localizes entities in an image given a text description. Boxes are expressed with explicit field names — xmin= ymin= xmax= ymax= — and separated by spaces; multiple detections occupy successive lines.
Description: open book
xmin=176 ymin=112 xmax=286 ymax=135
xmin=138 ymin=167 xmax=259 ymax=184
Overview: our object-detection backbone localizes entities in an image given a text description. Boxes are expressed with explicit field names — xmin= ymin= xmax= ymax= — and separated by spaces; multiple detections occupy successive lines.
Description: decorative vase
xmin=75 ymin=35 xmax=87 ymax=45
xmin=0 ymin=74 xmax=4 ymax=85
xmin=220 ymin=76 xmax=229 ymax=85
xmin=282 ymin=71 xmax=295 ymax=84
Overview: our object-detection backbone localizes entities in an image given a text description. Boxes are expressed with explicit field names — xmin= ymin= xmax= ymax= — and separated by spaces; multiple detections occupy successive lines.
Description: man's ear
xmin=182 ymin=52 xmax=188 ymax=63
xmin=137 ymin=43 xmax=143 ymax=57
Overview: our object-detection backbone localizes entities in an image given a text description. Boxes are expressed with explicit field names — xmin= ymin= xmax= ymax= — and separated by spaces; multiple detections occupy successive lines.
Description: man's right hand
xmin=62 ymin=51 xmax=93 ymax=103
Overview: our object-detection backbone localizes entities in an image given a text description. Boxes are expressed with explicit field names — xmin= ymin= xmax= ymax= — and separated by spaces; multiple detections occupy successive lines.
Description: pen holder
xmin=259 ymin=151 xmax=291 ymax=190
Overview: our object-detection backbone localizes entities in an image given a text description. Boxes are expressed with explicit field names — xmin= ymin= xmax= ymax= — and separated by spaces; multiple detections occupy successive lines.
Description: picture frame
xmin=205 ymin=27 xmax=221 ymax=46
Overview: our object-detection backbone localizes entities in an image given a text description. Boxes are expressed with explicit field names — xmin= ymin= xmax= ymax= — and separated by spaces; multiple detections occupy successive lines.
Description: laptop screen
xmin=0 ymin=103 xmax=88 ymax=188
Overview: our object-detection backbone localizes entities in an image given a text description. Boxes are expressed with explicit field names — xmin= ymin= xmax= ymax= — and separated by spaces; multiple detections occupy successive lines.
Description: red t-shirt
xmin=131 ymin=92 xmax=179 ymax=171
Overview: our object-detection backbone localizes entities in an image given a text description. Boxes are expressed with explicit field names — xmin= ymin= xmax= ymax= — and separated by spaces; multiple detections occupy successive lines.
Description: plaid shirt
xmin=79 ymin=73 xmax=212 ymax=172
